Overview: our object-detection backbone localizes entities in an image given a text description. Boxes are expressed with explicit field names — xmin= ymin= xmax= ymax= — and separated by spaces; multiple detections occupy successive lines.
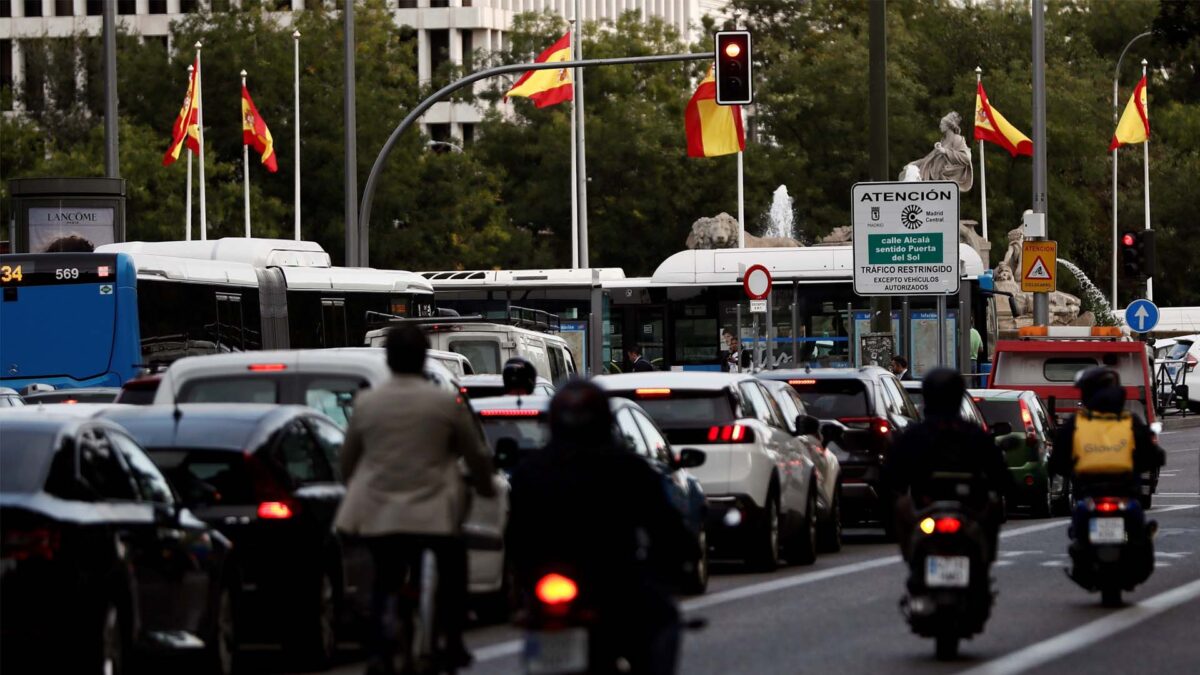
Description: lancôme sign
xmin=851 ymin=181 xmax=960 ymax=296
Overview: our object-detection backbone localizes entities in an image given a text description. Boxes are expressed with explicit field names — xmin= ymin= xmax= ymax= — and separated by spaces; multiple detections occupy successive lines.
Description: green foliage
xmin=3 ymin=0 xmax=1197 ymax=307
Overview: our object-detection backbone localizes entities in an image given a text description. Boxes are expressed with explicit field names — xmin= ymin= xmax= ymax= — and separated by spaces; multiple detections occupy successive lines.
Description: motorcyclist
xmin=506 ymin=381 xmax=696 ymax=674
xmin=502 ymin=356 xmax=537 ymax=396
xmin=884 ymin=367 xmax=1012 ymax=562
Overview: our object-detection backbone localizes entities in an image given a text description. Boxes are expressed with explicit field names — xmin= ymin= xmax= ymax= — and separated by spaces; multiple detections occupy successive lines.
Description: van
xmin=365 ymin=308 xmax=578 ymax=385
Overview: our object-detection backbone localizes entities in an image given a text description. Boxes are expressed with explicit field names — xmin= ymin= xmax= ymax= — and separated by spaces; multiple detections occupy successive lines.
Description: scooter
xmin=1067 ymin=495 xmax=1157 ymax=607
xmin=900 ymin=479 xmax=996 ymax=660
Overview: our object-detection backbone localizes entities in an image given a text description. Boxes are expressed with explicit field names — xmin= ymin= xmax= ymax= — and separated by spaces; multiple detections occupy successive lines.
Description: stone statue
xmin=1001 ymin=226 xmax=1024 ymax=280
xmin=993 ymin=230 xmax=1087 ymax=331
xmin=686 ymin=213 xmax=800 ymax=249
xmin=900 ymin=112 xmax=974 ymax=193
xmin=994 ymin=262 xmax=1029 ymax=316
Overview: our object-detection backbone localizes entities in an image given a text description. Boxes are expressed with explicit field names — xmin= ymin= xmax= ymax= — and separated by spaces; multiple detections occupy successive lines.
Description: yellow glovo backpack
xmin=1072 ymin=410 xmax=1136 ymax=475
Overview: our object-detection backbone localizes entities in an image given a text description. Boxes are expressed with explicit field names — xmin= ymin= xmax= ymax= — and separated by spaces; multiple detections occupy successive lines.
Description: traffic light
xmin=1120 ymin=229 xmax=1156 ymax=280
xmin=714 ymin=31 xmax=752 ymax=105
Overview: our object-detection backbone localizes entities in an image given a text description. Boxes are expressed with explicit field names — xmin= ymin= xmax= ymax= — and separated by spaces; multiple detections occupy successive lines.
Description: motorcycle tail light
xmin=1095 ymin=498 xmax=1124 ymax=513
xmin=257 ymin=501 xmax=294 ymax=519
xmin=934 ymin=517 xmax=962 ymax=534
xmin=535 ymin=573 xmax=578 ymax=606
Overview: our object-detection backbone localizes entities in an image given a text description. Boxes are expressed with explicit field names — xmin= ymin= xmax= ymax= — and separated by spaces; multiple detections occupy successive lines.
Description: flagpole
xmin=573 ymin=0 xmax=589 ymax=268
xmin=195 ymin=41 xmax=208 ymax=241
xmin=186 ymin=64 xmax=194 ymax=242
xmin=568 ymin=19 xmax=579 ymax=269
xmin=241 ymin=70 xmax=251 ymax=238
xmin=737 ymin=150 xmax=745 ymax=248
xmin=293 ymin=30 xmax=302 ymax=242
xmin=1141 ymin=59 xmax=1152 ymax=302
xmin=976 ymin=67 xmax=988 ymax=250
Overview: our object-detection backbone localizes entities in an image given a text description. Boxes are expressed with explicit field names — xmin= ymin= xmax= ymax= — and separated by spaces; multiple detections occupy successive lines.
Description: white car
xmin=152 ymin=348 xmax=508 ymax=596
xmin=596 ymin=372 xmax=821 ymax=570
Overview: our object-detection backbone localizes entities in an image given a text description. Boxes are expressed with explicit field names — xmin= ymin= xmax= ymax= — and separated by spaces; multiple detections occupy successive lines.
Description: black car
xmin=0 ymin=410 xmax=234 ymax=675
xmin=759 ymin=367 xmax=920 ymax=531
xmin=472 ymin=395 xmax=710 ymax=593
xmin=98 ymin=404 xmax=359 ymax=667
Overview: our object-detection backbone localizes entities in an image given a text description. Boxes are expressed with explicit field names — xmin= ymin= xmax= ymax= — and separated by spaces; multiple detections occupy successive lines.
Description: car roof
xmin=460 ymin=374 xmax=553 ymax=385
xmin=0 ymin=408 xmax=128 ymax=434
xmin=98 ymin=403 xmax=319 ymax=451
xmin=759 ymin=366 xmax=892 ymax=381
xmin=595 ymin=371 xmax=755 ymax=392
xmin=0 ymin=387 xmax=20 ymax=396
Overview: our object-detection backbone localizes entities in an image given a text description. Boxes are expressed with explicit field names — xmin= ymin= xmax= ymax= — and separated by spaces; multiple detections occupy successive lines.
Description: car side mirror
xmin=990 ymin=421 xmax=1013 ymax=437
xmin=494 ymin=437 xmax=520 ymax=471
xmin=820 ymin=423 xmax=844 ymax=445
xmin=674 ymin=448 xmax=706 ymax=470
xmin=797 ymin=414 xmax=821 ymax=437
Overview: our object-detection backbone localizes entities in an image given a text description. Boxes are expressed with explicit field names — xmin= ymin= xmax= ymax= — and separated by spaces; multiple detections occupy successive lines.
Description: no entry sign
xmin=744 ymin=264 xmax=772 ymax=300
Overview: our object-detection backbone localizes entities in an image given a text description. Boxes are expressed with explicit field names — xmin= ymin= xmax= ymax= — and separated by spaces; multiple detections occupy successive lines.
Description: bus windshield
xmin=0 ymin=254 xmax=128 ymax=388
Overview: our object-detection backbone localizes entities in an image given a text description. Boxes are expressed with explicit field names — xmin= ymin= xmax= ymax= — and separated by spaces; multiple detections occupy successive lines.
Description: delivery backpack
xmin=1072 ymin=410 xmax=1136 ymax=475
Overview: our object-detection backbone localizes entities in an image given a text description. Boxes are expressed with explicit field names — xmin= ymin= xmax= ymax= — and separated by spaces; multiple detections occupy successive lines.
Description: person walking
xmin=336 ymin=325 xmax=497 ymax=673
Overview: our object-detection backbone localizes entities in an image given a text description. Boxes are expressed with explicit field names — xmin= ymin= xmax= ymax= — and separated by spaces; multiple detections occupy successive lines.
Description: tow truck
xmin=987 ymin=325 xmax=1161 ymax=508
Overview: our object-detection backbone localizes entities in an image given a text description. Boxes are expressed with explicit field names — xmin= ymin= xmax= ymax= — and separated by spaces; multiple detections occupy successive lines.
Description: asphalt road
xmin=301 ymin=418 xmax=1200 ymax=675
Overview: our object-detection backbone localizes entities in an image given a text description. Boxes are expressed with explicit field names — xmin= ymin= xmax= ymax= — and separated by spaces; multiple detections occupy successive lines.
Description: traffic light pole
xmin=358 ymin=51 xmax=714 ymax=265
xmin=868 ymin=0 xmax=892 ymax=336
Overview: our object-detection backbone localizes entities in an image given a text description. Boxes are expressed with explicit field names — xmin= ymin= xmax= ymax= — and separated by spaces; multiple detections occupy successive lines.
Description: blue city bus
xmin=1 ymin=239 xmax=437 ymax=391
xmin=0 ymin=252 xmax=142 ymax=389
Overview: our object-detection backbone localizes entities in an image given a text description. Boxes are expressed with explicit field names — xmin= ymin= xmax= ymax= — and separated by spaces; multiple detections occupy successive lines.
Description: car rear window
xmin=787 ymin=379 xmax=870 ymax=419
xmin=148 ymin=449 xmax=257 ymax=505
xmin=614 ymin=391 xmax=736 ymax=429
xmin=0 ymin=429 xmax=56 ymax=493
xmin=115 ymin=387 xmax=157 ymax=405
xmin=477 ymin=415 xmax=551 ymax=453
xmin=180 ymin=377 xmax=279 ymax=404
xmin=464 ymin=384 xmax=507 ymax=399
xmin=448 ymin=340 xmax=501 ymax=374
xmin=1042 ymin=357 xmax=1099 ymax=383
xmin=974 ymin=399 xmax=1024 ymax=430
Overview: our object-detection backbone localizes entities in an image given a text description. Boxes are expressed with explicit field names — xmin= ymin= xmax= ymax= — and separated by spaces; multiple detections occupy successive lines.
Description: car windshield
xmin=0 ymin=428 xmax=57 ymax=493
xmin=788 ymin=379 xmax=870 ymax=419
xmin=617 ymin=392 xmax=735 ymax=428
xmin=975 ymin=399 xmax=1024 ymax=430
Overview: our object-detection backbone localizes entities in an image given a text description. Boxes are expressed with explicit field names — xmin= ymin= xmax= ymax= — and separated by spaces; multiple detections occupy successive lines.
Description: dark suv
xmin=758 ymin=367 xmax=919 ymax=529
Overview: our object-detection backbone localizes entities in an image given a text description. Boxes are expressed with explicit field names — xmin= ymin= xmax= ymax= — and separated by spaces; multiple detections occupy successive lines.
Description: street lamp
xmin=426 ymin=140 xmax=465 ymax=154
xmin=1111 ymin=30 xmax=1152 ymax=309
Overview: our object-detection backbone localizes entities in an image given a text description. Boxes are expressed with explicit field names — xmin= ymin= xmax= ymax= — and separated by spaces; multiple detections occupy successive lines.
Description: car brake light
xmin=706 ymin=424 xmax=754 ymax=443
xmin=838 ymin=417 xmax=891 ymax=436
xmin=535 ymin=573 xmax=578 ymax=605
xmin=478 ymin=409 xmax=541 ymax=417
xmin=248 ymin=363 xmax=287 ymax=372
xmin=63 ymin=400 xmax=78 ymax=405
xmin=935 ymin=517 xmax=962 ymax=534
xmin=635 ymin=388 xmax=672 ymax=398
xmin=1 ymin=528 xmax=60 ymax=561
xmin=257 ymin=501 xmax=293 ymax=519
xmin=788 ymin=379 xmax=817 ymax=386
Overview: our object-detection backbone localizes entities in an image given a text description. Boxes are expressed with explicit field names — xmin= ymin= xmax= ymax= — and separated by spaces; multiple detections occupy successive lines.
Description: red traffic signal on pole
xmin=1120 ymin=230 xmax=1155 ymax=280
xmin=714 ymin=31 xmax=752 ymax=105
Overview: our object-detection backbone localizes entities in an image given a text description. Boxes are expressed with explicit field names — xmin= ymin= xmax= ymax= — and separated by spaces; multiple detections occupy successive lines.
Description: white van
xmin=365 ymin=314 xmax=578 ymax=385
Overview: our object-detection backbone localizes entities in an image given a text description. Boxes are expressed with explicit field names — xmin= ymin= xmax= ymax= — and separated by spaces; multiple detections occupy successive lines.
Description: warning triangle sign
xmin=1026 ymin=256 xmax=1052 ymax=280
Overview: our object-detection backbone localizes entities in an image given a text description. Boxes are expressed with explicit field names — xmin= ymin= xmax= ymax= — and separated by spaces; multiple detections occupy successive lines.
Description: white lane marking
xmin=1150 ymin=504 xmax=1200 ymax=514
xmin=954 ymin=577 xmax=1200 ymax=675
xmin=474 ymin=639 xmax=522 ymax=662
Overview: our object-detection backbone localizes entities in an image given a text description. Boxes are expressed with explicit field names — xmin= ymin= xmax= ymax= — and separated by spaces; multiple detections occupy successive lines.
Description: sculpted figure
xmin=900 ymin=112 xmax=974 ymax=193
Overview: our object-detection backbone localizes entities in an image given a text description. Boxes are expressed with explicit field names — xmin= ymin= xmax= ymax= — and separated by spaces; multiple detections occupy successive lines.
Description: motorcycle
xmin=899 ymin=476 xmax=996 ymax=660
xmin=1067 ymin=495 xmax=1157 ymax=607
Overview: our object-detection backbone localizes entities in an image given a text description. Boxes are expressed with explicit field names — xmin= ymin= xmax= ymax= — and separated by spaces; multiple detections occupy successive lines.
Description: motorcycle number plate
xmin=525 ymin=628 xmax=588 ymax=675
xmin=925 ymin=555 xmax=970 ymax=588
xmin=1089 ymin=517 xmax=1126 ymax=544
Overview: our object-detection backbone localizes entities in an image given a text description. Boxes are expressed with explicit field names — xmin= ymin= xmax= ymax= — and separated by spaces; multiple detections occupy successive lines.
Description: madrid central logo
xmin=901 ymin=204 xmax=924 ymax=230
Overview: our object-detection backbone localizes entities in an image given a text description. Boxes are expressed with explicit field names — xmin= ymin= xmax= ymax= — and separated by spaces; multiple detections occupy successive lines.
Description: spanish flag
xmin=505 ymin=33 xmax=573 ymax=108
xmin=1109 ymin=75 xmax=1149 ymax=151
xmin=162 ymin=58 xmax=201 ymax=166
xmin=241 ymin=84 xmax=278 ymax=173
xmin=973 ymin=82 xmax=1032 ymax=157
xmin=685 ymin=66 xmax=745 ymax=158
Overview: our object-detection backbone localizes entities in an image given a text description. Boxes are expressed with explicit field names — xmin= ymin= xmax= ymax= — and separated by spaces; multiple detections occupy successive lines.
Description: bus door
xmin=630 ymin=307 xmax=667 ymax=371
xmin=321 ymin=298 xmax=348 ymax=347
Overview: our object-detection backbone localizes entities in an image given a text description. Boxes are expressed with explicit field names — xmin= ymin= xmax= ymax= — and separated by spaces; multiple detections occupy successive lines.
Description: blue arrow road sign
xmin=1125 ymin=299 xmax=1159 ymax=334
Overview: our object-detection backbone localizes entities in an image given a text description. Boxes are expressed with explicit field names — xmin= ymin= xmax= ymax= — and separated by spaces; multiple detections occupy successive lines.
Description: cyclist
xmin=335 ymin=325 xmax=497 ymax=673
xmin=507 ymin=381 xmax=695 ymax=674
xmin=502 ymin=356 xmax=538 ymax=396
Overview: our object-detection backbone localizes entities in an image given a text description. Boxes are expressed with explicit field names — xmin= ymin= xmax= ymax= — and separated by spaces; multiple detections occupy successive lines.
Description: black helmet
xmin=921 ymin=367 xmax=966 ymax=418
xmin=549 ymin=381 xmax=614 ymax=454
xmin=502 ymin=356 xmax=537 ymax=395
xmin=1075 ymin=367 xmax=1121 ymax=409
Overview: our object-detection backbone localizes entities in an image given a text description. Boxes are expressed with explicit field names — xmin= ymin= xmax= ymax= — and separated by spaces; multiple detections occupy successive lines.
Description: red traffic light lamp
xmin=714 ymin=31 xmax=752 ymax=105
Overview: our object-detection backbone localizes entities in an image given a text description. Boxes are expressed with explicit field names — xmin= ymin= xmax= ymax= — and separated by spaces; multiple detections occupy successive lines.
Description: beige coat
xmin=334 ymin=375 xmax=495 ymax=537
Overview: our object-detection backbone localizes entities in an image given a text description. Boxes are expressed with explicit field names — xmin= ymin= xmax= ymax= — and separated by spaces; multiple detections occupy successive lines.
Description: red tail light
xmin=839 ymin=417 xmax=891 ymax=436
xmin=934 ymin=517 xmax=962 ymax=534
xmin=479 ymin=409 xmax=541 ymax=417
xmin=248 ymin=363 xmax=287 ymax=372
xmin=2 ymin=528 xmax=60 ymax=561
xmin=1094 ymin=498 xmax=1124 ymax=514
xmin=257 ymin=501 xmax=294 ymax=519
xmin=706 ymin=424 xmax=754 ymax=443
xmin=535 ymin=573 xmax=578 ymax=606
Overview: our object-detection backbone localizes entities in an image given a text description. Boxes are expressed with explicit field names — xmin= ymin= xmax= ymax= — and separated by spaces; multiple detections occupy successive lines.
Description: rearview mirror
xmin=990 ymin=421 xmax=1013 ymax=437
xmin=674 ymin=448 xmax=706 ymax=470
xmin=494 ymin=437 xmax=520 ymax=471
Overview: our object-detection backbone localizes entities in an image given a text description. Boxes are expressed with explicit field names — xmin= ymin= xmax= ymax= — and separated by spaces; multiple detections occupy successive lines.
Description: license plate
xmin=524 ymin=628 xmax=588 ymax=675
xmin=925 ymin=555 xmax=970 ymax=588
xmin=1089 ymin=517 xmax=1126 ymax=544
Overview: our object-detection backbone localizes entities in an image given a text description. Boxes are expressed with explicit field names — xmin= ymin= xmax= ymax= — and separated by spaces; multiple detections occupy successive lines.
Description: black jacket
xmin=631 ymin=357 xmax=654 ymax=373
xmin=507 ymin=445 xmax=694 ymax=625
xmin=883 ymin=415 xmax=1012 ymax=507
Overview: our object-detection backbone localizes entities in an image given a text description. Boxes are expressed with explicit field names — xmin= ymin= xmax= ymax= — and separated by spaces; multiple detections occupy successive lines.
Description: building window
xmin=55 ymin=0 xmax=72 ymax=16
xmin=461 ymin=30 xmax=473 ymax=71
xmin=149 ymin=0 xmax=167 ymax=14
xmin=429 ymin=29 xmax=450 ymax=75
xmin=181 ymin=0 xmax=198 ymax=12
xmin=23 ymin=1 xmax=42 ymax=18
xmin=0 ymin=2 xmax=10 ymax=19
xmin=461 ymin=123 xmax=474 ymax=146
xmin=86 ymin=0 xmax=101 ymax=15
xmin=396 ymin=0 xmax=417 ymax=8
xmin=117 ymin=0 xmax=135 ymax=15
xmin=429 ymin=124 xmax=451 ymax=143
xmin=1 ymin=40 xmax=12 ymax=111
xmin=430 ymin=0 xmax=449 ymax=7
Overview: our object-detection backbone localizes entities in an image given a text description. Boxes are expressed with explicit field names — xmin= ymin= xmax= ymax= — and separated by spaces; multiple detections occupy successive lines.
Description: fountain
xmin=1058 ymin=258 xmax=1119 ymax=326
xmin=763 ymin=185 xmax=796 ymax=241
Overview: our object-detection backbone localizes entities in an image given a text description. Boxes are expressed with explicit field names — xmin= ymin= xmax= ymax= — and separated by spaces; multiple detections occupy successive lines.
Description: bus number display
xmin=0 ymin=256 xmax=116 ymax=286
xmin=0 ymin=265 xmax=23 ymax=283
